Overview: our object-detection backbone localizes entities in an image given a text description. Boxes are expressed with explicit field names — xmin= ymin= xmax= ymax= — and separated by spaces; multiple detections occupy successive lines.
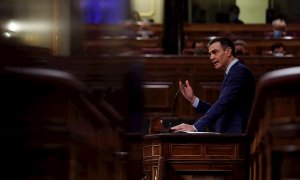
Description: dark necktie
xmin=221 ymin=73 xmax=227 ymax=92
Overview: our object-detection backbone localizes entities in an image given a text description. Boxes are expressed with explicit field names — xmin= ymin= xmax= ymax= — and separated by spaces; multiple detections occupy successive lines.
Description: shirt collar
xmin=225 ymin=58 xmax=238 ymax=75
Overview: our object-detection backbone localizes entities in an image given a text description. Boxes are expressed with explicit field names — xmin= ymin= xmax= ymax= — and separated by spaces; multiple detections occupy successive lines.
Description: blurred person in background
xmin=137 ymin=19 xmax=154 ymax=39
xmin=272 ymin=19 xmax=287 ymax=38
xmin=234 ymin=39 xmax=248 ymax=55
xmin=263 ymin=42 xmax=293 ymax=57
xmin=131 ymin=10 xmax=141 ymax=24
xmin=271 ymin=42 xmax=286 ymax=57
xmin=229 ymin=5 xmax=244 ymax=24
xmin=192 ymin=41 xmax=208 ymax=55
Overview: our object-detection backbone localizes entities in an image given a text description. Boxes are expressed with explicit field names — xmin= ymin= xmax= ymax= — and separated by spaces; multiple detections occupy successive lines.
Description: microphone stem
xmin=169 ymin=84 xmax=184 ymax=132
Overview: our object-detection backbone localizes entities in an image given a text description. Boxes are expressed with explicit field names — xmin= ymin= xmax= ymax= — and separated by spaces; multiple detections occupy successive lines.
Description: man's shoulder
xmin=231 ymin=61 xmax=254 ymax=77
xmin=235 ymin=60 xmax=249 ymax=70
xmin=232 ymin=60 xmax=247 ymax=70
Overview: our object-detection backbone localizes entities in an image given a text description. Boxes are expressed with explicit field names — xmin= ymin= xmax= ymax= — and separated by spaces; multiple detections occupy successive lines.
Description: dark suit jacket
xmin=193 ymin=61 xmax=255 ymax=133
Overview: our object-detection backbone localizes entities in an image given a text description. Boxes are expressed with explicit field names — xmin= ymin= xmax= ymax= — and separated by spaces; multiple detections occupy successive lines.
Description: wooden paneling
xmin=171 ymin=144 xmax=203 ymax=158
xmin=198 ymin=82 xmax=220 ymax=104
xmin=143 ymin=83 xmax=172 ymax=109
xmin=205 ymin=144 xmax=237 ymax=158
xmin=45 ymin=55 xmax=300 ymax=124
xmin=143 ymin=133 xmax=248 ymax=180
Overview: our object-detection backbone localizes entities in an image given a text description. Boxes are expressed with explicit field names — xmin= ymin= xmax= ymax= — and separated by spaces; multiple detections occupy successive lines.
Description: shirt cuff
xmin=192 ymin=97 xmax=199 ymax=108
xmin=193 ymin=125 xmax=198 ymax=132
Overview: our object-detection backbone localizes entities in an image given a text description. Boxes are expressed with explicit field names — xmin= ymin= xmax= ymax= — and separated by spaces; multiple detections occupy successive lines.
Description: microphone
xmin=168 ymin=84 xmax=185 ymax=132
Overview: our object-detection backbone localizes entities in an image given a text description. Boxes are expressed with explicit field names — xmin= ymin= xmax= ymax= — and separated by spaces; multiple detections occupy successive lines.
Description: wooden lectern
xmin=144 ymin=116 xmax=249 ymax=180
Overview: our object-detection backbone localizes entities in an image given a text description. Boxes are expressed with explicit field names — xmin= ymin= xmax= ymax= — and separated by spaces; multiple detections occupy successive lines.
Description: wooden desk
xmin=143 ymin=133 xmax=249 ymax=180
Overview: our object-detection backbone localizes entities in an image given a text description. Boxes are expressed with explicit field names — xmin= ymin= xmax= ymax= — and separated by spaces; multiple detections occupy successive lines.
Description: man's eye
xmin=212 ymin=50 xmax=217 ymax=54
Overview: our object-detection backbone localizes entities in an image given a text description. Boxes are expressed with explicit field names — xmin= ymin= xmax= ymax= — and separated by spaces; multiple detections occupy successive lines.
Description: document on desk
xmin=176 ymin=131 xmax=220 ymax=134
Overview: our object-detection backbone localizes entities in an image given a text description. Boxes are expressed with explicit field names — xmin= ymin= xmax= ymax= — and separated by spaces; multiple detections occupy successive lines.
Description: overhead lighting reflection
xmin=208 ymin=36 xmax=217 ymax=40
xmin=5 ymin=20 xmax=51 ymax=33
xmin=3 ymin=31 xmax=12 ymax=38
xmin=7 ymin=21 xmax=19 ymax=32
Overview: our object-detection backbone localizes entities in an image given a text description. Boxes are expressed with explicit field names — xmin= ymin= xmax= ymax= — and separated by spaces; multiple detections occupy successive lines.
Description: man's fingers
xmin=171 ymin=124 xmax=181 ymax=130
xmin=171 ymin=123 xmax=185 ymax=130
xmin=171 ymin=126 xmax=180 ymax=130
xmin=185 ymin=80 xmax=190 ymax=87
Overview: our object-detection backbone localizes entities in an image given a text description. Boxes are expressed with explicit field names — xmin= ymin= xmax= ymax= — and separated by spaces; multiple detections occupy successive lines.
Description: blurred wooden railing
xmin=246 ymin=66 xmax=300 ymax=180
xmin=0 ymin=66 xmax=125 ymax=179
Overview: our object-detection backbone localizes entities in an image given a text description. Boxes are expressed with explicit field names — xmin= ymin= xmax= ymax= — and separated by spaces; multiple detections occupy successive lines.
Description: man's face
xmin=273 ymin=46 xmax=285 ymax=57
xmin=208 ymin=42 xmax=231 ymax=70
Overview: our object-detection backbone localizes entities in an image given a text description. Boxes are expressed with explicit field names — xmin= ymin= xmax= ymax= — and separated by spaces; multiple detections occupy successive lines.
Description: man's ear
xmin=226 ymin=47 xmax=232 ymax=56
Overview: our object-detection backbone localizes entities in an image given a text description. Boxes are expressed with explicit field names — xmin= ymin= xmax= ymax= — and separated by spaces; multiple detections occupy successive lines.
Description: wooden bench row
xmin=185 ymin=37 xmax=300 ymax=55
xmin=83 ymin=23 xmax=300 ymax=56
xmin=84 ymin=23 xmax=300 ymax=39
xmin=82 ymin=37 xmax=300 ymax=56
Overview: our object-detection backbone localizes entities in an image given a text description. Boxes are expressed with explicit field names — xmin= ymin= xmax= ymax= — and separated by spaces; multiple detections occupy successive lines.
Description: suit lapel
xmin=220 ymin=61 xmax=240 ymax=91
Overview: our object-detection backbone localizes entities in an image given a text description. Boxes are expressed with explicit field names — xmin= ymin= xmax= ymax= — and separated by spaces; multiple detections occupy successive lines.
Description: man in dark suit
xmin=171 ymin=37 xmax=255 ymax=133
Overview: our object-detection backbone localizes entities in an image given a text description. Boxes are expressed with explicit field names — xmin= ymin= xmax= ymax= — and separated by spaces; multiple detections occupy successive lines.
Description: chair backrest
xmin=247 ymin=66 xmax=300 ymax=136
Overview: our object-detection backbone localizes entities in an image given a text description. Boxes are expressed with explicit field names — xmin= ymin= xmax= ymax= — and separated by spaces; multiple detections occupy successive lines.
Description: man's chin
xmin=214 ymin=65 xmax=221 ymax=69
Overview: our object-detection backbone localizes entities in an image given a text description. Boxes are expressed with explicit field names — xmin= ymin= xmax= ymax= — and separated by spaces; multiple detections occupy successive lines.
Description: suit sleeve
xmin=193 ymin=69 xmax=249 ymax=131
xmin=195 ymin=99 xmax=211 ymax=113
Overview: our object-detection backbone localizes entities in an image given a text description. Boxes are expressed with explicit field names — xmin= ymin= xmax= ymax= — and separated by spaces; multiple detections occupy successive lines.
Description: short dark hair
xmin=208 ymin=37 xmax=236 ymax=57
xmin=271 ymin=42 xmax=285 ymax=51
xmin=229 ymin=5 xmax=240 ymax=15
